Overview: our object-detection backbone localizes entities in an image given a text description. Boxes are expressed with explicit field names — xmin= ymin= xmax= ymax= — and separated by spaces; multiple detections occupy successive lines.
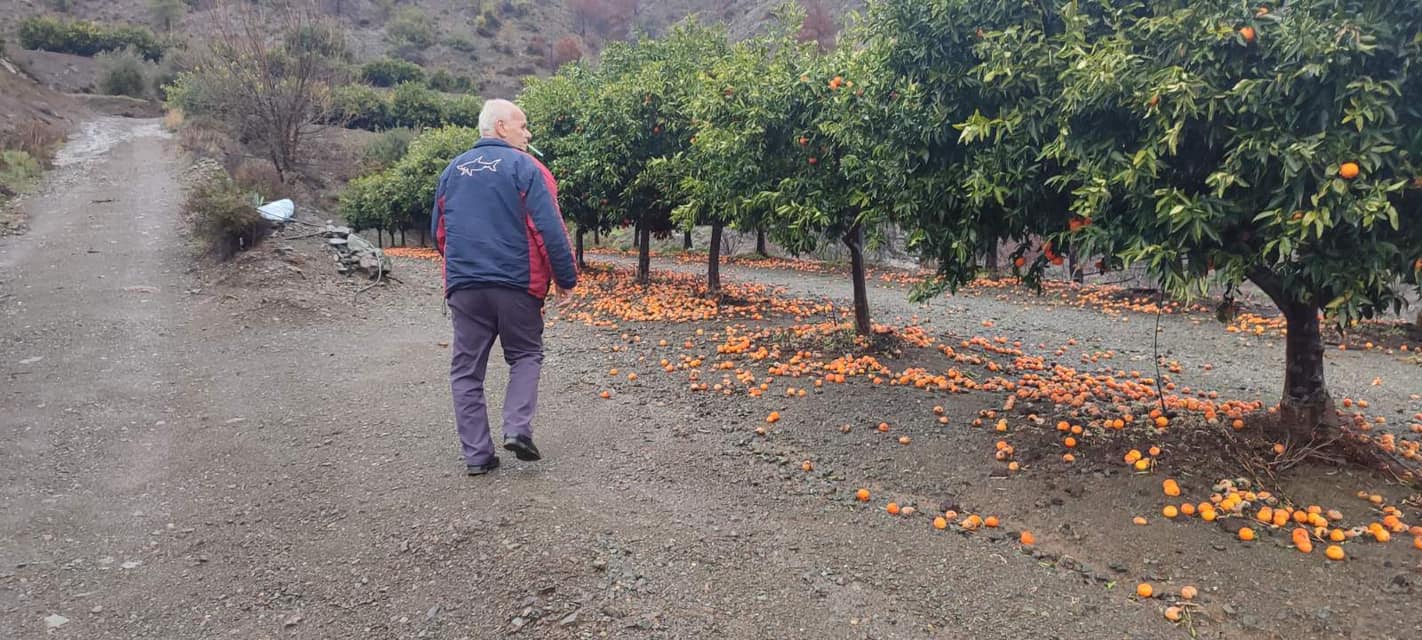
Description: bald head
xmin=479 ymin=99 xmax=531 ymax=151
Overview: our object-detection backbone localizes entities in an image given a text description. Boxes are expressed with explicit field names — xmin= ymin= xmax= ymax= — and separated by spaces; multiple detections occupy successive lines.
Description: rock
xmin=283 ymin=613 xmax=302 ymax=627
xmin=44 ymin=614 xmax=69 ymax=628
xmin=426 ymin=605 xmax=441 ymax=621
xmin=559 ymin=611 xmax=579 ymax=626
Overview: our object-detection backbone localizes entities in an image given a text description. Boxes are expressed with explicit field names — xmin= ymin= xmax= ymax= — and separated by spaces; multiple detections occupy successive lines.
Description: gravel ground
xmin=1 ymin=117 xmax=1419 ymax=640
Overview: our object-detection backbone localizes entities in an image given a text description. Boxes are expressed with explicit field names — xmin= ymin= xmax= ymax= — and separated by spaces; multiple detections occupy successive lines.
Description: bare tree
xmin=198 ymin=0 xmax=344 ymax=182
xmin=551 ymin=34 xmax=583 ymax=67
xmin=796 ymin=0 xmax=837 ymax=52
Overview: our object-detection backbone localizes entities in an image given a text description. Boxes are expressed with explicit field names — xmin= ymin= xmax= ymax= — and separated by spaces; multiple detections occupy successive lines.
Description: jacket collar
xmin=474 ymin=137 xmax=515 ymax=150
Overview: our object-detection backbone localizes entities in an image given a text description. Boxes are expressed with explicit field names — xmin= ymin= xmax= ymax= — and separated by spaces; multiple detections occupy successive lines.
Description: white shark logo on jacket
xmin=456 ymin=156 xmax=501 ymax=176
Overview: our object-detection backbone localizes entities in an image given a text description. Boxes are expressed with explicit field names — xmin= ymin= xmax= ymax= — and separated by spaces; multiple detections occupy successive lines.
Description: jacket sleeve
xmin=431 ymin=165 xmax=450 ymax=256
xmin=524 ymin=161 xmax=578 ymax=290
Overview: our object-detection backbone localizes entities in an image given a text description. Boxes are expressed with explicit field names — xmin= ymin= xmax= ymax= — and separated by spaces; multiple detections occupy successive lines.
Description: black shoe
xmin=466 ymin=456 xmax=501 ymax=475
xmin=502 ymin=435 xmax=542 ymax=462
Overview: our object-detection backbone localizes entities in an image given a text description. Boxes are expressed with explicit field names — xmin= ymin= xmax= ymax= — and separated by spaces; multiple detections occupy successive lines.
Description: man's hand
xmin=550 ymin=285 xmax=575 ymax=311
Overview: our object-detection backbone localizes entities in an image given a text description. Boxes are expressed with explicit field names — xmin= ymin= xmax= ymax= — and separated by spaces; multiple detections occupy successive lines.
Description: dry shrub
xmin=176 ymin=119 xmax=242 ymax=166
xmin=232 ymin=158 xmax=286 ymax=200
xmin=0 ymin=119 xmax=67 ymax=165
xmin=162 ymin=107 xmax=185 ymax=131
xmin=184 ymin=160 xmax=268 ymax=260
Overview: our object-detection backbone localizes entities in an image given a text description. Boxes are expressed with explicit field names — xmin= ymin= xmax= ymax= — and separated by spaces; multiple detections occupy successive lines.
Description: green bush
xmin=328 ymin=84 xmax=393 ymax=130
xmin=442 ymin=93 xmax=482 ymax=128
xmin=361 ymin=127 xmax=415 ymax=171
xmin=96 ymin=47 xmax=151 ymax=98
xmin=17 ymin=16 xmax=164 ymax=60
xmin=326 ymin=85 xmax=483 ymax=132
xmin=0 ymin=149 xmax=44 ymax=198
xmin=390 ymin=82 xmax=442 ymax=128
xmin=444 ymin=34 xmax=477 ymax=53
xmin=386 ymin=6 xmax=436 ymax=48
xmin=427 ymin=69 xmax=473 ymax=93
xmin=360 ymin=57 xmax=424 ymax=87
xmin=341 ymin=126 xmax=480 ymax=233
xmin=185 ymin=165 xmax=267 ymax=260
xmin=283 ymin=22 xmax=349 ymax=63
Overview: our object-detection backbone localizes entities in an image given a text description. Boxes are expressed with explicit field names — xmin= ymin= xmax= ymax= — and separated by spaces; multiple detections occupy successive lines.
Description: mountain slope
xmin=0 ymin=0 xmax=861 ymax=97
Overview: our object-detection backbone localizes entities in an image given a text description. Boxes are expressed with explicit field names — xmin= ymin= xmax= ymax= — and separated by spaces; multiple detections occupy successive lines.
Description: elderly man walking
xmin=431 ymin=99 xmax=578 ymax=475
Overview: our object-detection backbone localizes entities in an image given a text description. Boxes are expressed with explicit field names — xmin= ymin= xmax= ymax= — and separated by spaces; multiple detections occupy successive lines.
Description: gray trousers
xmin=446 ymin=286 xmax=544 ymax=465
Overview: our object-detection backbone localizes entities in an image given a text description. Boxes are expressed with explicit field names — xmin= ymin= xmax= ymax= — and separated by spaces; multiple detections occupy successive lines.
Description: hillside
xmin=0 ymin=0 xmax=861 ymax=97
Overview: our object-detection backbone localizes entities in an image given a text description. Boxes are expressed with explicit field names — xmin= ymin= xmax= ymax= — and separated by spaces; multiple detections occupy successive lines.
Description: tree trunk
xmin=575 ymin=227 xmax=587 ymax=270
xmin=593 ymin=227 xmax=600 ymax=245
xmin=636 ymin=224 xmax=651 ymax=285
xmin=1248 ymin=268 xmax=1338 ymax=438
xmin=1278 ymin=302 xmax=1337 ymax=435
xmin=419 ymin=227 xmax=427 ymax=246
xmin=755 ymin=226 xmax=768 ymax=257
xmin=707 ymin=222 xmax=723 ymax=296
xmin=1068 ymin=249 xmax=1084 ymax=284
xmin=683 ymin=229 xmax=693 ymax=250
xmin=983 ymin=240 xmax=998 ymax=273
xmin=843 ymin=223 xmax=872 ymax=336
xmin=399 ymin=228 xmax=406 ymax=246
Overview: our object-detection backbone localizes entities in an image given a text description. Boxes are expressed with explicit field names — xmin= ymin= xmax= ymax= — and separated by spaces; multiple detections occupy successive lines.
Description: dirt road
xmin=2 ymin=118 xmax=1416 ymax=640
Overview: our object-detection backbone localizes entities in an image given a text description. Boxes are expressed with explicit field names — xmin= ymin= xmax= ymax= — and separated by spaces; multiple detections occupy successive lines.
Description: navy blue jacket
xmin=432 ymin=139 xmax=577 ymax=299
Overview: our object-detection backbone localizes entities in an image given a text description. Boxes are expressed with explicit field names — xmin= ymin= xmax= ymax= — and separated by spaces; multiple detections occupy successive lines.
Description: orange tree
xmin=672 ymin=9 xmax=813 ymax=296
xmin=752 ymin=34 xmax=904 ymax=336
xmin=825 ymin=0 xmax=1093 ymax=298
xmin=587 ymin=22 xmax=729 ymax=284
xmin=520 ymin=64 xmax=618 ymax=270
xmin=966 ymin=0 xmax=1422 ymax=438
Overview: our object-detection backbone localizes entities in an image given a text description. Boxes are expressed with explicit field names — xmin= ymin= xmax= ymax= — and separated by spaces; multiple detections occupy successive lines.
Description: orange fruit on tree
xmin=1136 ymin=583 xmax=1154 ymax=598
xmin=1240 ymin=26 xmax=1256 ymax=42
xmin=1339 ymin=161 xmax=1360 ymax=180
